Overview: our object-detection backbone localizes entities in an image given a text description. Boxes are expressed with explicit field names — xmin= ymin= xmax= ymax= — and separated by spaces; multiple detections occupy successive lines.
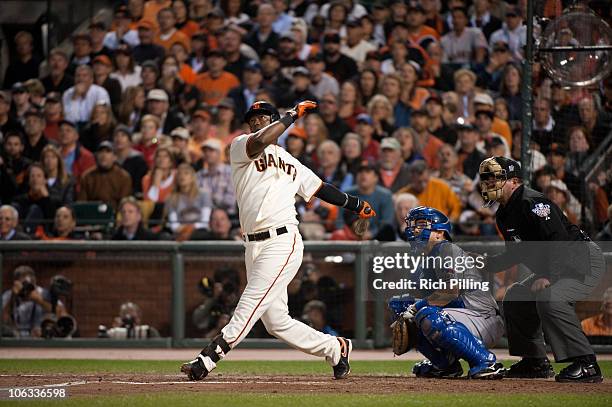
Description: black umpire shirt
xmin=487 ymin=184 xmax=591 ymax=281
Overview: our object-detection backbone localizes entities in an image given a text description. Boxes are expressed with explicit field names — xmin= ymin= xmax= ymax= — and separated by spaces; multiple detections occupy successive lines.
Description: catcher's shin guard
xmin=181 ymin=334 xmax=231 ymax=381
xmin=416 ymin=307 xmax=498 ymax=377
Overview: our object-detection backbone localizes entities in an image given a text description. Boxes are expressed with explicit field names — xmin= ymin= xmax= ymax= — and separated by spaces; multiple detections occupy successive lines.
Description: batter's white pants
xmin=219 ymin=226 xmax=341 ymax=365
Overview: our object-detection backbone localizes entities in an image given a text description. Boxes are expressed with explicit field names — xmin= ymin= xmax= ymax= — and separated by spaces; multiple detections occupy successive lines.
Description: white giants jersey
xmin=230 ymin=134 xmax=323 ymax=233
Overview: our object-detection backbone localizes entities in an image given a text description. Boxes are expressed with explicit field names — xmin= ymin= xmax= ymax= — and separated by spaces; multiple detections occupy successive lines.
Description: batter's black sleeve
xmin=315 ymin=182 xmax=362 ymax=212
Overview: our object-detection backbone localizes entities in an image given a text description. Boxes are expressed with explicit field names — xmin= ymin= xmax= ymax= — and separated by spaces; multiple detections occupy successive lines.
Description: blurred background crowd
xmin=0 ymin=0 xmax=611 ymax=245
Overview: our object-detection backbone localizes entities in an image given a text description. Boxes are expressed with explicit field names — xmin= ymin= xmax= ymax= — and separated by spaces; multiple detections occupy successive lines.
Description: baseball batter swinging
xmin=181 ymin=100 xmax=376 ymax=381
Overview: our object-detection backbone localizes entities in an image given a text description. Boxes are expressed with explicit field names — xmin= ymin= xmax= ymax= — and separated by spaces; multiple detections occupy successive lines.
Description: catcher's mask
xmin=244 ymin=101 xmax=280 ymax=125
xmin=404 ymin=206 xmax=452 ymax=243
xmin=478 ymin=156 xmax=521 ymax=207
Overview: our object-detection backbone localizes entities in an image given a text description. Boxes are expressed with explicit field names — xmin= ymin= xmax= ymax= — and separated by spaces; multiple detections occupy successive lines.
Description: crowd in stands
xmin=1 ymin=0 xmax=612 ymax=243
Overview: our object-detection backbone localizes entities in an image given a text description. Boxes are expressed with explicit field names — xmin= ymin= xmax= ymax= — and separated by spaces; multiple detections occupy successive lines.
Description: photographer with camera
xmin=192 ymin=268 xmax=240 ymax=339
xmin=2 ymin=266 xmax=57 ymax=337
xmin=98 ymin=302 xmax=160 ymax=339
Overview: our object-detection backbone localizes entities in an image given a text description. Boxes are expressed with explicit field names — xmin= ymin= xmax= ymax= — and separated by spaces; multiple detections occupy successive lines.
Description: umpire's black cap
xmin=493 ymin=156 xmax=522 ymax=179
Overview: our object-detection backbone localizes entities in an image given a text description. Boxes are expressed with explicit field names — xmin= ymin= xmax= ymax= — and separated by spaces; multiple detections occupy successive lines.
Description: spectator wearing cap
xmin=484 ymin=134 xmax=508 ymax=160
xmin=3 ymin=31 xmax=41 ymax=89
xmin=133 ymin=20 xmax=165 ymax=65
xmin=397 ymin=160 xmax=462 ymax=221
xmin=475 ymin=41 xmax=511 ymax=91
xmin=378 ymin=137 xmax=411 ymax=193
xmin=79 ymin=100 xmax=117 ymax=153
xmin=578 ymin=96 xmax=610 ymax=148
xmin=196 ymin=138 xmax=236 ymax=215
xmin=133 ymin=114 xmax=169 ymax=168
xmin=475 ymin=109 xmax=508 ymax=154
xmin=228 ymin=60 xmax=265 ymax=120
xmin=283 ymin=67 xmax=318 ymax=107
xmin=40 ymin=145 xmax=75 ymax=205
xmin=291 ymin=18 xmax=317 ymax=62
xmin=57 ymin=120 xmax=96 ymax=187
xmin=146 ymin=88 xmax=184 ymax=135
xmin=410 ymin=108 xmax=444 ymax=169
xmin=425 ymin=94 xmax=457 ymax=145
xmin=406 ymin=4 xmax=440 ymax=48
xmin=489 ymin=6 xmax=526 ymax=61
xmin=194 ymin=50 xmax=240 ymax=106
xmin=355 ymin=113 xmax=380 ymax=162
xmin=170 ymin=127 xmax=190 ymax=163
xmin=323 ymin=32 xmax=358 ymax=83
xmin=140 ymin=60 xmax=160 ymax=93
xmin=220 ymin=26 xmax=252 ymax=81
xmin=92 ymin=55 xmax=123 ymax=108
xmin=142 ymin=146 xmax=176 ymax=203
xmin=155 ymin=7 xmax=191 ymax=53
xmin=10 ymin=83 xmax=32 ymax=125
xmin=547 ymin=142 xmax=583 ymax=204
xmin=245 ymin=4 xmax=280 ymax=56
xmin=316 ymin=140 xmax=353 ymax=192
xmin=432 ymin=143 xmax=473 ymax=207
xmin=0 ymin=91 xmax=22 ymax=139
xmin=113 ymin=125 xmax=148 ymax=198
xmin=470 ymin=0 xmax=502 ymax=40
xmin=303 ymin=53 xmax=338 ymax=102
xmin=42 ymin=94 xmax=63 ymax=142
xmin=112 ymin=196 xmax=158 ymax=240
xmin=62 ymin=65 xmax=111 ymax=126
xmin=473 ymin=92 xmax=512 ymax=148
xmin=22 ymin=108 xmax=48 ymax=162
xmin=456 ymin=121 xmax=486 ymax=179
xmin=41 ymin=49 xmax=74 ymax=95
xmin=277 ymin=31 xmax=302 ymax=69
xmin=88 ymin=21 xmax=113 ymax=60
xmin=187 ymin=109 xmax=216 ymax=163
xmin=380 ymin=73 xmax=411 ymax=128
xmin=78 ymin=141 xmax=132 ymax=210
xmin=545 ymin=179 xmax=580 ymax=225
xmin=441 ymin=7 xmax=487 ymax=65
xmin=285 ymin=126 xmax=311 ymax=167
xmin=338 ymin=159 xmax=395 ymax=237
xmin=318 ymin=92 xmax=351 ymax=145
xmin=0 ymin=205 xmax=30 ymax=240
xmin=111 ymin=45 xmax=143 ymax=92
xmin=68 ymin=33 xmax=93 ymax=75
xmin=344 ymin=21 xmax=375 ymax=64
xmin=1 ymin=132 xmax=32 ymax=204
xmin=104 ymin=5 xmax=140 ymax=50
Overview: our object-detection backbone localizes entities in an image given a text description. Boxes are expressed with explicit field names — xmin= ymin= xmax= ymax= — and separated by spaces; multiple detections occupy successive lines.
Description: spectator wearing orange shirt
xmin=581 ymin=287 xmax=612 ymax=336
xmin=173 ymin=0 xmax=199 ymax=39
xmin=406 ymin=4 xmax=440 ymax=49
xmin=194 ymin=50 xmax=240 ymax=106
xmin=155 ymin=7 xmax=191 ymax=53
xmin=187 ymin=109 xmax=217 ymax=163
xmin=142 ymin=146 xmax=176 ymax=203
xmin=410 ymin=109 xmax=444 ymax=169
xmin=396 ymin=161 xmax=462 ymax=221
xmin=142 ymin=0 xmax=171 ymax=30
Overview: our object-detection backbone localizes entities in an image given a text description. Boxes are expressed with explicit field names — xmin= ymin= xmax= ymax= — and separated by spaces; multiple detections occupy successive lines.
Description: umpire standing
xmin=479 ymin=156 xmax=605 ymax=383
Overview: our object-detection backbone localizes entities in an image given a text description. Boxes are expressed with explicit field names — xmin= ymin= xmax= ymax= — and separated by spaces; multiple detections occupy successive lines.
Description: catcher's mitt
xmin=391 ymin=317 xmax=417 ymax=356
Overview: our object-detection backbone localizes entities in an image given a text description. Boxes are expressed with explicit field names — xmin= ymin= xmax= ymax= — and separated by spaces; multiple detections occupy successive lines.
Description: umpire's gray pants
xmin=502 ymin=241 xmax=605 ymax=362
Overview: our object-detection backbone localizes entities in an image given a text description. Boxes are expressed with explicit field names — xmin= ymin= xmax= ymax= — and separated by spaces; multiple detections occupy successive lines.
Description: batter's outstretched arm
xmin=315 ymin=182 xmax=376 ymax=218
xmin=246 ymin=101 xmax=318 ymax=158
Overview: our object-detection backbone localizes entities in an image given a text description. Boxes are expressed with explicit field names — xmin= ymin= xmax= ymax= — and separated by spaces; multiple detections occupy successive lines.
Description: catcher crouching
xmin=389 ymin=206 xmax=505 ymax=379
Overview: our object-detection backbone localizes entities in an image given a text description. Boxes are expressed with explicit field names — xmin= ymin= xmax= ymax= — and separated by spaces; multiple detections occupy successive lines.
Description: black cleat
xmin=555 ymin=358 xmax=603 ymax=383
xmin=332 ymin=337 xmax=352 ymax=379
xmin=181 ymin=356 xmax=209 ymax=381
xmin=413 ymin=359 xmax=464 ymax=379
xmin=469 ymin=362 xmax=505 ymax=380
xmin=505 ymin=358 xmax=555 ymax=379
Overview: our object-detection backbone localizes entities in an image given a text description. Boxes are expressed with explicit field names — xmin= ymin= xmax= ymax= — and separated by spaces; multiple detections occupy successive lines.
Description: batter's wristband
xmin=279 ymin=113 xmax=295 ymax=128
xmin=344 ymin=194 xmax=361 ymax=212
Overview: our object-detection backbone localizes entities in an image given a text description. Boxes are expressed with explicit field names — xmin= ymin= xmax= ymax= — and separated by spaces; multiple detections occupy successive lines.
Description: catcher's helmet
xmin=404 ymin=206 xmax=452 ymax=242
xmin=478 ymin=156 xmax=522 ymax=207
xmin=244 ymin=101 xmax=280 ymax=124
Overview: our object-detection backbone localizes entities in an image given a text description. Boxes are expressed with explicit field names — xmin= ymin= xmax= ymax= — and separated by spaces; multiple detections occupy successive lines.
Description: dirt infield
xmin=1 ymin=373 xmax=611 ymax=397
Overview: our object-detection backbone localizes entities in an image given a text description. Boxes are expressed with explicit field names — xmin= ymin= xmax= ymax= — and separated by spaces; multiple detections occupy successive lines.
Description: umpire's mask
xmin=478 ymin=156 xmax=521 ymax=207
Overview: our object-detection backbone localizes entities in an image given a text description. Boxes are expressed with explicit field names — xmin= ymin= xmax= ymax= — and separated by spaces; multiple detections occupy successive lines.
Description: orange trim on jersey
xmin=228 ymin=233 xmax=297 ymax=346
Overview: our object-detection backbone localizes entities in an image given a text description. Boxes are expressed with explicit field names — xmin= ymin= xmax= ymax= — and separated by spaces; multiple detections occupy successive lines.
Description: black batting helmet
xmin=244 ymin=101 xmax=280 ymax=124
